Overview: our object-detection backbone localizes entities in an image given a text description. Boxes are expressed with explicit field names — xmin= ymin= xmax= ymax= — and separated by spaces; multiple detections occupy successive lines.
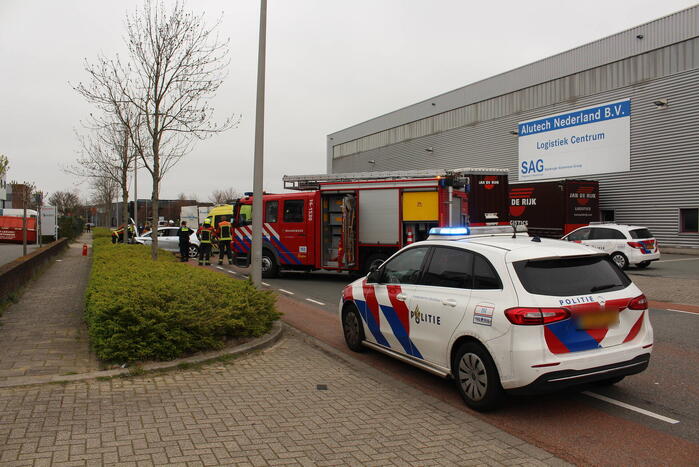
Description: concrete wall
xmin=0 ymin=238 xmax=68 ymax=301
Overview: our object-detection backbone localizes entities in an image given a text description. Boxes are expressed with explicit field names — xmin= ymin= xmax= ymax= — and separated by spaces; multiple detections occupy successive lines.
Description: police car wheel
xmin=261 ymin=251 xmax=279 ymax=278
xmin=453 ymin=342 xmax=503 ymax=411
xmin=188 ymin=245 xmax=199 ymax=258
xmin=637 ymin=261 xmax=651 ymax=269
xmin=611 ymin=252 xmax=628 ymax=270
xmin=342 ymin=305 xmax=365 ymax=353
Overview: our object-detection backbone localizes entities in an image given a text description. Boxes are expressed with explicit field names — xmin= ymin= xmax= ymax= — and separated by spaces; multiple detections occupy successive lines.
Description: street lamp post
xmin=251 ymin=0 xmax=267 ymax=287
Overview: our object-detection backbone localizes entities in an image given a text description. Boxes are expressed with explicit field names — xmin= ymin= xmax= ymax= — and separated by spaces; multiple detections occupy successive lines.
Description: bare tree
xmin=209 ymin=187 xmax=240 ymax=205
xmin=74 ymin=0 xmax=237 ymax=259
xmin=0 ymin=154 xmax=9 ymax=179
xmin=48 ymin=190 xmax=82 ymax=217
xmin=90 ymin=177 xmax=118 ymax=227
xmin=70 ymin=117 xmax=137 ymax=239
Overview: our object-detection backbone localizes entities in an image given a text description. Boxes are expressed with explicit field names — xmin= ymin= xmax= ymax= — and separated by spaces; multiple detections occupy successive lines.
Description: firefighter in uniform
xmin=197 ymin=219 xmax=215 ymax=266
xmin=111 ymin=225 xmax=125 ymax=244
xmin=216 ymin=216 xmax=234 ymax=265
xmin=178 ymin=221 xmax=194 ymax=262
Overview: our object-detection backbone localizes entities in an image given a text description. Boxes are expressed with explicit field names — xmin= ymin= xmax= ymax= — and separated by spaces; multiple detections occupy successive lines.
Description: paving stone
xmin=0 ymin=235 xmax=98 ymax=385
xmin=0 ymin=334 xmax=563 ymax=466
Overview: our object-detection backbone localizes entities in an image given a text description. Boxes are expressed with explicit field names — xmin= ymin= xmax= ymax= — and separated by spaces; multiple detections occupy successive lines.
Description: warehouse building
xmin=327 ymin=6 xmax=699 ymax=248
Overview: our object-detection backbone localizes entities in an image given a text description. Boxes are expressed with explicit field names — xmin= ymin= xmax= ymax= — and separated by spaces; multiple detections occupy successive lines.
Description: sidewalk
xmin=0 ymin=331 xmax=564 ymax=466
xmin=0 ymin=233 xmax=98 ymax=384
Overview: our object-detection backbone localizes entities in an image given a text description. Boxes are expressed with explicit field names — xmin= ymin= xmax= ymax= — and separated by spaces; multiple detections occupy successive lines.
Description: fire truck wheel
xmin=342 ymin=304 xmax=366 ymax=353
xmin=261 ymin=250 xmax=279 ymax=278
xmin=610 ymin=252 xmax=628 ymax=270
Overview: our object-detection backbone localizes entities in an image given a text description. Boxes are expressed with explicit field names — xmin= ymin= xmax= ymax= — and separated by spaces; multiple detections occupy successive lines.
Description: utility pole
xmin=22 ymin=188 xmax=27 ymax=256
xmin=251 ymin=0 xmax=267 ymax=286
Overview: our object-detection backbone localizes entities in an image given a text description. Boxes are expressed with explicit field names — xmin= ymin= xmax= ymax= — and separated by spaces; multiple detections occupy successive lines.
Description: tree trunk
xmin=151 ymin=179 xmax=159 ymax=260
xmin=121 ymin=179 xmax=129 ymax=244
xmin=121 ymin=128 xmax=130 ymax=243
xmin=150 ymin=129 xmax=160 ymax=260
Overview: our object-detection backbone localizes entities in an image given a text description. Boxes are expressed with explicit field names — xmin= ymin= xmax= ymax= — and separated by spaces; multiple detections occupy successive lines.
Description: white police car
xmin=340 ymin=226 xmax=653 ymax=411
xmin=562 ymin=223 xmax=660 ymax=269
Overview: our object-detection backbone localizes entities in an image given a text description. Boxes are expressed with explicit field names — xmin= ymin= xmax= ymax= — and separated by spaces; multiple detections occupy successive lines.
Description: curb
xmin=0 ymin=320 xmax=283 ymax=389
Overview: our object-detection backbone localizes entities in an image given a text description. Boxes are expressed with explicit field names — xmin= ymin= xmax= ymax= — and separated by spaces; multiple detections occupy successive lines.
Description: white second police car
xmin=339 ymin=226 xmax=653 ymax=411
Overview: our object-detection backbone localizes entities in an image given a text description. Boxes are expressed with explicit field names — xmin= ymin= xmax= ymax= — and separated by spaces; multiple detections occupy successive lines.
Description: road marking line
xmin=306 ymin=298 xmax=326 ymax=306
xmin=582 ymin=391 xmax=680 ymax=424
xmin=655 ymin=257 xmax=699 ymax=263
xmin=278 ymin=289 xmax=294 ymax=295
xmin=227 ymin=270 xmax=237 ymax=275
xmin=666 ymin=308 xmax=699 ymax=316
xmin=261 ymin=282 xmax=270 ymax=286
xmin=216 ymin=266 xmax=224 ymax=270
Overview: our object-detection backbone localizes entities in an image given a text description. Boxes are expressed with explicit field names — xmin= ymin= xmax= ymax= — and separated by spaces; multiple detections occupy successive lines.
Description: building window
xmin=600 ymin=209 xmax=615 ymax=223
xmin=680 ymin=208 xmax=698 ymax=233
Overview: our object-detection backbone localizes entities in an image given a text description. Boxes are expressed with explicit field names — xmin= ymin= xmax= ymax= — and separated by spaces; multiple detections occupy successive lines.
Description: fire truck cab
xmin=230 ymin=169 xmax=508 ymax=278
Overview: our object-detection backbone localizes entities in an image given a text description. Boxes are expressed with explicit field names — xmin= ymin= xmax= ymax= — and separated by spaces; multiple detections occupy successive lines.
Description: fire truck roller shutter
xmin=359 ymin=189 xmax=399 ymax=245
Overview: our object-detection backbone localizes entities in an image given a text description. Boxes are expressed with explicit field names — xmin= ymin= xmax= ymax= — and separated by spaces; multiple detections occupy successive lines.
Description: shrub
xmin=85 ymin=238 xmax=280 ymax=362
xmin=92 ymin=227 xmax=112 ymax=240
xmin=58 ymin=215 xmax=84 ymax=240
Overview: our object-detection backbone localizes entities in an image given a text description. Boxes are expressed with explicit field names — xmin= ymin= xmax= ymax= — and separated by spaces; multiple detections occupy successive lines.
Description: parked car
xmin=562 ymin=223 xmax=660 ymax=269
xmin=339 ymin=226 xmax=653 ymax=411
xmin=135 ymin=226 xmax=199 ymax=258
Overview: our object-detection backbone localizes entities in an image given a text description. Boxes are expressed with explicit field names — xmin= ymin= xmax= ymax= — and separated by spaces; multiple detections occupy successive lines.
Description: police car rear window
xmin=513 ymin=256 xmax=631 ymax=296
xmin=629 ymin=228 xmax=653 ymax=239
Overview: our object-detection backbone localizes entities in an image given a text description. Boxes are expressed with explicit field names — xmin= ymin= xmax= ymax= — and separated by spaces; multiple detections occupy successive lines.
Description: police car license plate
xmin=578 ymin=311 xmax=619 ymax=329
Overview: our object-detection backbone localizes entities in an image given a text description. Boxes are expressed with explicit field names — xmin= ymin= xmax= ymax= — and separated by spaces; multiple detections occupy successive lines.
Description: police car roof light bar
xmin=428 ymin=225 xmax=527 ymax=240
xmin=429 ymin=227 xmax=470 ymax=236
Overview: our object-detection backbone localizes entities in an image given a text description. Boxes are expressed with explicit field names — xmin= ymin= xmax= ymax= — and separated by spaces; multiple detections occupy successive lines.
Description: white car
xmin=339 ymin=226 xmax=653 ymax=411
xmin=562 ymin=223 xmax=660 ymax=269
xmin=135 ymin=226 xmax=200 ymax=258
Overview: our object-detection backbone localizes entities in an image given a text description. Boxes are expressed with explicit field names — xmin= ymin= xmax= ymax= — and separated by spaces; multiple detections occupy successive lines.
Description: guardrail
xmin=0 ymin=238 xmax=69 ymax=300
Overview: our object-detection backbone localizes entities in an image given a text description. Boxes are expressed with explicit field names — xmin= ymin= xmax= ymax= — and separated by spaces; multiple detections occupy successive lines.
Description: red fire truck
xmin=227 ymin=169 xmax=508 ymax=277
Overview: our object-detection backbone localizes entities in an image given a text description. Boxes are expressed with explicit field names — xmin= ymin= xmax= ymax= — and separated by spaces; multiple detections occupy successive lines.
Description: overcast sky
xmin=1 ymin=0 xmax=696 ymax=202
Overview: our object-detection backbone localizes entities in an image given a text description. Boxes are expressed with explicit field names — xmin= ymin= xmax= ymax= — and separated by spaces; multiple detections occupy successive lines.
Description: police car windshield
xmin=513 ymin=256 xmax=631 ymax=296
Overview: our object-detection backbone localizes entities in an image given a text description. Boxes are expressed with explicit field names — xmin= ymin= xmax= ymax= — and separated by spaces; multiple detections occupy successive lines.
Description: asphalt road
xmin=217 ymin=261 xmax=699 ymax=459
xmin=0 ymin=242 xmax=39 ymax=267
xmin=627 ymin=252 xmax=699 ymax=279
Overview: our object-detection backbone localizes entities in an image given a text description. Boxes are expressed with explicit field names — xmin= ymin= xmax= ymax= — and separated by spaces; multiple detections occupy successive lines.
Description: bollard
xmin=82 ymin=244 xmax=88 ymax=256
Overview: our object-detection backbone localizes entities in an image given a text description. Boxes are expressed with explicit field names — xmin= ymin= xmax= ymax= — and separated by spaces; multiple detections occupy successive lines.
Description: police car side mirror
xmin=367 ymin=262 xmax=384 ymax=283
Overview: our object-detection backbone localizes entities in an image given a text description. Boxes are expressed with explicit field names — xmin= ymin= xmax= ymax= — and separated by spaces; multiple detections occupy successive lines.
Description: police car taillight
xmin=504 ymin=307 xmax=570 ymax=325
xmin=627 ymin=294 xmax=648 ymax=310
xmin=627 ymin=242 xmax=643 ymax=249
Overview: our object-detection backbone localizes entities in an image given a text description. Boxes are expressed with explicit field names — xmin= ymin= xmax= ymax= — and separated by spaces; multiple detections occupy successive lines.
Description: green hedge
xmin=85 ymin=238 xmax=280 ymax=362
xmin=58 ymin=216 xmax=84 ymax=240
xmin=92 ymin=227 xmax=112 ymax=239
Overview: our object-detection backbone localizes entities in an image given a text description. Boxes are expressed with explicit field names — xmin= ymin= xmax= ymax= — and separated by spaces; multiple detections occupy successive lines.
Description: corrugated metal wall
xmin=333 ymin=38 xmax=699 ymax=159
xmin=332 ymin=67 xmax=699 ymax=248
xmin=327 ymin=5 xmax=699 ymax=158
